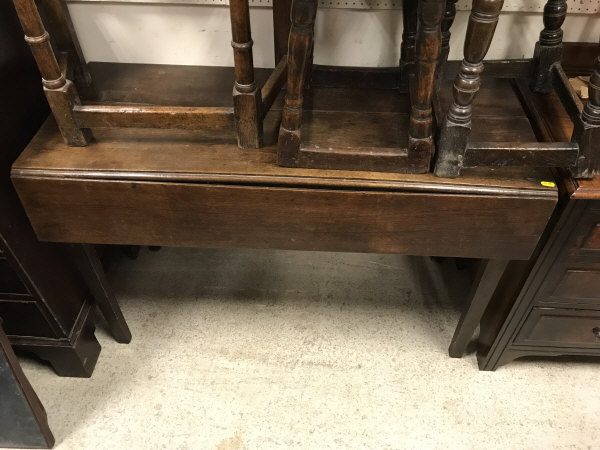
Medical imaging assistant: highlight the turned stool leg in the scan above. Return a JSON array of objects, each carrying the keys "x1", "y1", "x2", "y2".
[
  {"x1": 273, "y1": 0, "x2": 293, "y2": 65},
  {"x1": 277, "y1": 0, "x2": 318, "y2": 167},
  {"x1": 400, "y1": 0, "x2": 419, "y2": 87},
  {"x1": 230, "y1": 0, "x2": 262, "y2": 149},
  {"x1": 531, "y1": 0, "x2": 567, "y2": 93},
  {"x1": 434, "y1": 0, "x2": 504, "y2": 178},
  {"x1": 12, "y1": 0, "x2": 89, "y2": 146},
  {"x1": 408, "y1": 0, "x2": 445, "y2": 163},
  {"x1": 572, "y1": 54, "x2": 600, "y2": 178},
  {"x1": 437, "y1": 0, "x2": 458, "y2": 84},
  {"x1": 41, "y1": 0, "x2": 92, "y2": 86}
]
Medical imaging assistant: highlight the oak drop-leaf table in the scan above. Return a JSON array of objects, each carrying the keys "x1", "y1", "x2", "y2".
[{"x1": 11, "y1": 112, "x2": 557, "y2": 361}]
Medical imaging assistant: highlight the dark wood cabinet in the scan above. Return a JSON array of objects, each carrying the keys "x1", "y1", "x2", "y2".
[
  {"x1": 0, "y1": 4, "x2": 101, "y2": 377},
  {"x1": 479, "y1": 181, "x2": 600, "y2": 369}
]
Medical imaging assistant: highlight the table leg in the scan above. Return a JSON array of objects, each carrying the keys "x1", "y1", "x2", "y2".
[
  {"x1": 69, "y1": 244, "x2": 132, "y2": 344},
  {"x1": 449, "y1": 258, "x2": 508, "y2": 358}
]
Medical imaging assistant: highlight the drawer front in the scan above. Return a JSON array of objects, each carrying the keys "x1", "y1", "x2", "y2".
[
  {"x1": 0, "y1": 257, "x2": 29, "y2": 296},
  {"x1": 538, "y1": 268, "x2": 600, "y2": 308},
  {"x1": 516, "y1": 308, "x2": 600, "y2": 348},
  {"x1": 581, "y1": 223, "x2": 600, "y2": 251},
  {"x1": 562, "y1": 204, "x2": 600, "y2": 259},
  {"x1": 0, "y1": 300, "x2": 58, "y2": 338}
]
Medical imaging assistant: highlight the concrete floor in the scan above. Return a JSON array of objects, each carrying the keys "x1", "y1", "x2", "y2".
[{"x1": 19, "y1": 248, "x2": 600, "y2": 449}]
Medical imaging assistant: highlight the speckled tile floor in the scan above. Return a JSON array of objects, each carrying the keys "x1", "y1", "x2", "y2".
[{"x1": 17, "y1": 248, "x2": 600, "y2": 449}]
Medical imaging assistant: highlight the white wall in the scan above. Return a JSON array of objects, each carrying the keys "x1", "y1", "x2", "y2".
[{"x1": 67, "y1": 3, "x2": 600, "y2": 68}]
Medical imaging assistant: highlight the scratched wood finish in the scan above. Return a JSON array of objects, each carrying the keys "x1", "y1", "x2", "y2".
[
  {"x1": 73, "y1": 105, "x2": 234, "y2": 130},
  {"x1": 531, "y1": 0, "x2": 567, "y2": 93},
  {"x1": 435, "y1": 0, "x2": 505, "y2": 178}
]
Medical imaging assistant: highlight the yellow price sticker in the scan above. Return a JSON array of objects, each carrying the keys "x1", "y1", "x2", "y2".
[{"x1": 541, "y1": 181, "x2": 556, "y2": 188}]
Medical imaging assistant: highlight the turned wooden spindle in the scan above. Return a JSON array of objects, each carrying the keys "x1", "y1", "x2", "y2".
[
  {"x1": 400, "y1": 0, "x2": 419, "y2": 86},
  {"x1": 572, "y1": 55, "x2": 600, "y2": 178},
  {"x1": 278, "y1": 0, "x2": 318, "y2": 166},
  {"x1": 12, "y1": 0, "x2": 89, "y2": 146},
  {"x1": 531, "y1": 0, "x2": 567, "y2": 93},
  {"x1": 408, "y1": 0, "x2": 445, "y2": 162},
  {"x1": 434, "y1": 0, "x2": 504, "y2": 178},
  {"x1": 230, "y1": 0, "x2": 262, "y2": 148},
  {"x1": 273, "y1": 0, "x2": 292, "y2": 64},
  {"x1": 438, "y1": 0, "x2": 458, "y2": 82},
  {"x1": 41, "y1": 0, "x2": 91, "y2": 86}
]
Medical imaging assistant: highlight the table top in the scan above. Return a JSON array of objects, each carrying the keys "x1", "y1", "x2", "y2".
[
  {"x1": 13, "y1": 117, "x2": 557, "y2": 199},
  {"x1": 12, "y1": 117, "x2": 559, "y2": 259}
]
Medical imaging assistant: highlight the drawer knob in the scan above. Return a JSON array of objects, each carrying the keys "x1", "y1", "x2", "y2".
[{"x1": 594, "y1": 327, "x2": 600, "y2": 340}]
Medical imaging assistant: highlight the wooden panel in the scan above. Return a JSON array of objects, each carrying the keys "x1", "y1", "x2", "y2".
[
  {"x1": 516, "y1": 308, "x2": 600, "y2": 348},
  {"x1": 0, "y1": 258, "x2": 29, "y2": 295},
  {"x1": 552, "y1": 270, "x2": 600, "y2": 301},
  {"x1": 463, "y1": 142, "x2": 579, "y2": 168},
  {"x1": 0, "y1": 301, "x2": 58, "y2": 338},
  {"x1": 12, "y1": 176, "x2": 555, "y2": 260},
  {"x1": 582, "y1": 224, "x2": 600, "y2": 250},
  {"x1": 302, "y1": 111, "x2": 408, "y2": 149}
]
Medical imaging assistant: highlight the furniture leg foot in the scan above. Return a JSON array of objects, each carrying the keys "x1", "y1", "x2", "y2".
[
  {"x1": 69, "y1": 244, "x2": 132, "y2": 344},
  {"x1": 449, "y1": 259, "x2": 509, "y2": 358},
  {"x1": 13, "y1": 300, "x2": 101, "y2": 377}
]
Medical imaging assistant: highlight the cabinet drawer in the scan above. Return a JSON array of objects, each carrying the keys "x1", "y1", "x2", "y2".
[
  {"x1": 0, "y1": 257, "x2": 29, "y2": 295},
  {"x1": 0, "y1": 300, "x2": 58, "y2": 338},
  {"x1": 544, "y1": 269, "x2": 600, "y2": 306},
  {"x1": 582, "y1": 224, "x2": 600, "y2": 251},
  {"x1": 516, "y1": 308, "x2": 600, "y2": 348},
  {"x1": 566, "y1": 206, "x2": 600, "y2": 257}
]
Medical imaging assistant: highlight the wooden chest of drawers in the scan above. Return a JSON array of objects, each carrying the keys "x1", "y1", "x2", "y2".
[
  {"x1": 478, "y1": 177, "x2": 600, "y2": 369},
  {"x1": 0, "y1": 5, "x2": 101, "y2": 377}
]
